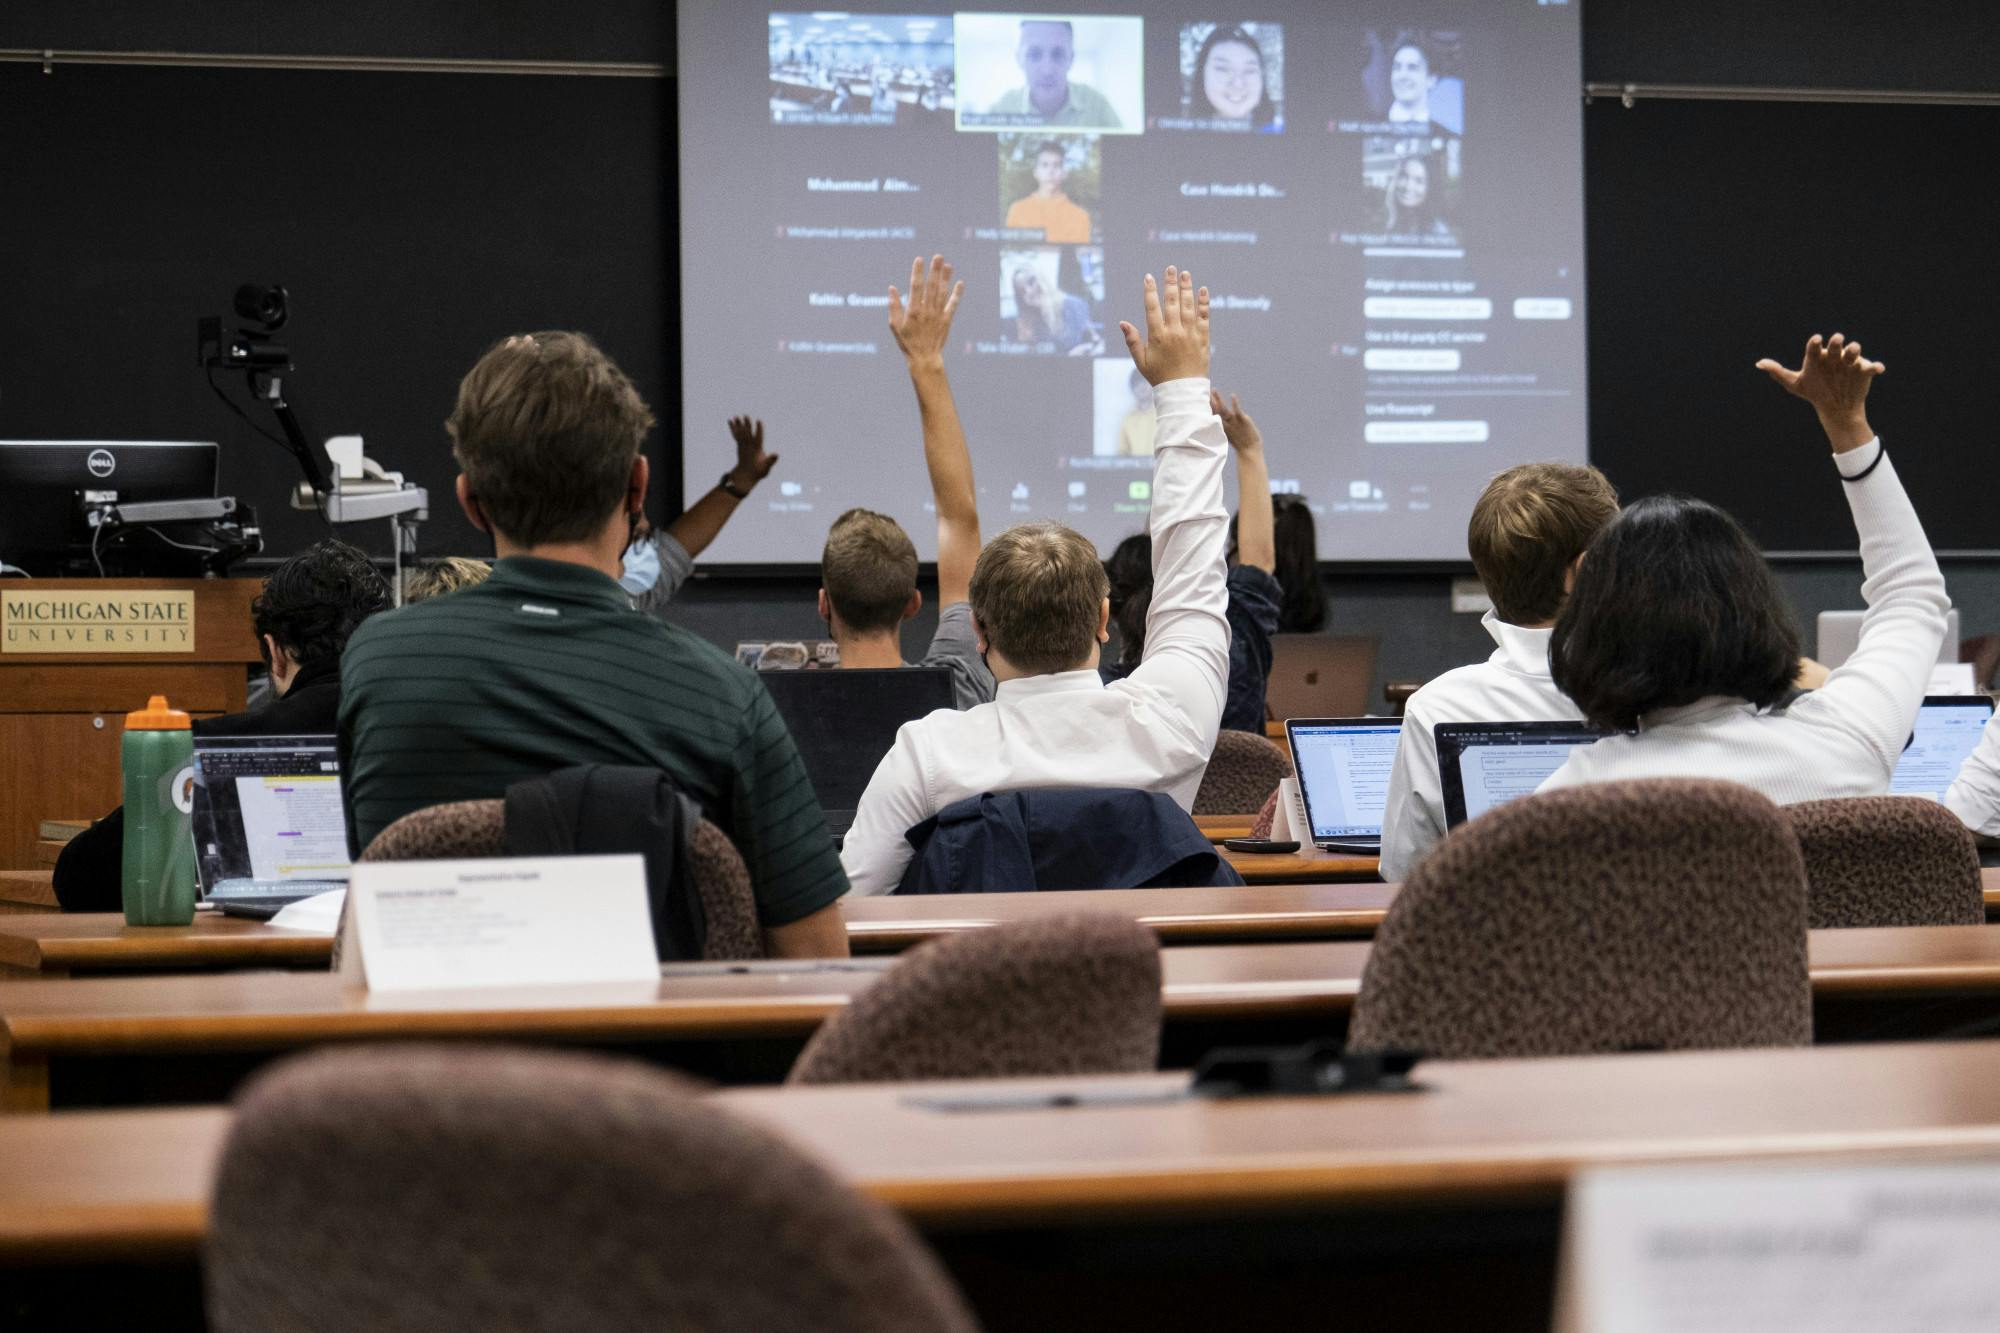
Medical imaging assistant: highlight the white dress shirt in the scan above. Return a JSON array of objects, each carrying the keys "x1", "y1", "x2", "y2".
[
  {"x1": 839, "y1": 377, "x2": 1230, "y2": 896},
  {"x1": 1378, "y1": 611, "x2": 1580, "y2": 883},
  {"x1": 1539, "y1": 439, "x2": 1949, "y2": 804},
  {"x1": 1944, "y1": 713, "x2": 2000, "y2": 835}
]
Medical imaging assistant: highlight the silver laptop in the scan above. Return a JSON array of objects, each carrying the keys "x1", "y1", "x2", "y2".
[
  {"x1": 1283, "y1": 717, "x2": 1402, "y2": 852},
  {"x1": 1891, "y1": 696, "x2": 1996, "y2": 800},
  {"x1": 190, "y1": 734, "x2": 350, "y2": 918},
  {"x1": 1816, "y1": 608, "x2": 1959, "y2": 669}
]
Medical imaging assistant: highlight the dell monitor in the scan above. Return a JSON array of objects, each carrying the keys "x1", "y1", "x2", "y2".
[{"x1": 0, "y1": 440, "x2": 220, "y2": 575}]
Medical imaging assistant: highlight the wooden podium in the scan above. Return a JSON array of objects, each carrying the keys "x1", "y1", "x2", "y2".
[{"x1": 0, "y1": 579, "x2": 264, "y2": 870}]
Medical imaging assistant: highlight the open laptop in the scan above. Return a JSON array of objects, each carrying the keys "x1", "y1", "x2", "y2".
[
  {"x1": 1282, "y1": 717, "x2": 1403, "y2": 852},
  {"x1": 1436, "y1": 721, "x2": 1610, "y2": 829},
  {"x1": 1265, "y1": 636, "x2": 1380, "y2": 722},
  {"x1": 1817, "y1": 607, "x2": 1959, "y2": 670},
  {"x1": 1890, "y1": 695, "x2": 1996, "y2": 800},
  {"x1": 760, "y1": 667, "x2": 956, "y2": 841},
  {"x1": 190, "y1": 734, "x2": 351, "y2": 919}
]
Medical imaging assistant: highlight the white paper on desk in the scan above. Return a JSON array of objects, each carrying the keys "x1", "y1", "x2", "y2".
[
  {"x1": 268, "y1": 888, "x2": 346, "y2": 935},
  {"x1": 1930, "y1": 662, "x2": 1978, "y2": 694},
  {"x1": 335, "y1": 855, "x2": 657, "y2": 993},
  {"x1": 1556, "y1": 1159, "x2": 2000, "y2": 1332}
]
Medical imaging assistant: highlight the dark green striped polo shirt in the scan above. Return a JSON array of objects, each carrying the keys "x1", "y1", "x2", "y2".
[{"x1": 338, "y1": 556, "x2": 847, "y2": 925}]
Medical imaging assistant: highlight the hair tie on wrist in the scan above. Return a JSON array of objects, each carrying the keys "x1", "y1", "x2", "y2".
[{"x1": 1840, "y1": 445, "x2": 1885, "y2": 483}]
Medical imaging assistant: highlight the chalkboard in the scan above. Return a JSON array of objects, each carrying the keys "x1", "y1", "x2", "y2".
[
  {"x1": 1, "y1": 61, "x2": 672, "y2": 559},
  {"x1": 1583, "y1": 96, "x2": 2000, "y2": 553}
]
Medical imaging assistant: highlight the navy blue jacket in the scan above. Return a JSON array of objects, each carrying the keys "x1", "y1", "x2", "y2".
[{"x1": 895, "y1": 788, "x2": 1246, "y2": 895}]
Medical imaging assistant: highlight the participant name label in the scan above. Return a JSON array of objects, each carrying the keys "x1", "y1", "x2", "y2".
[
  {"x1": 337, "y1": 855, "x2": 659, "y2": 992},
  {"x1": 2, "y1": 590, "x2": 195, "y2": 653}
]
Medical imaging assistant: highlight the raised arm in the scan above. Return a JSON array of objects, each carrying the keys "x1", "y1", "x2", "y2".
[
  {"x1": 1756, "y1": 333, "x2": 1949, "y2": 773},
  {"x1": 664, "y1": 416, "x2": 780, "y2": 559},
  {"x1": 889, "y1": 255, "x2": 979, "y2": 607},
  {"x1": 1214, "y1": 389, "x2": 1275, "y2": 573},
  {"x1": 1118, "y1": 267, "x2": 1230, "y2": 736}
]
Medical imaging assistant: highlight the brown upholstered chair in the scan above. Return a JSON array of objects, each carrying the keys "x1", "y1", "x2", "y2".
[
  {"x1": 360, "y1": 799, "x2": 762, "y2": 960},
  {"x1": 1193, "y1": 728, "x2": 1292, "y2": 816},
  {"x1": 788, "y1": 912, "x2": 1161, "y2": 1085},
  {"x1": 1348, "y1": 778, "x2": 1812, "y2": 1059},
  {"x1": 207, "y1": 1045, "x2": 977, "y2": 1333},
  {"x1": 1786, "y1": 796, "x2": 1982, "y2": 929}
]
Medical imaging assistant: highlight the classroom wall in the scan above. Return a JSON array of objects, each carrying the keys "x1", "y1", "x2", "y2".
[{"x1": 6, "y1": 1, "x2": 1997, "y2": 705}]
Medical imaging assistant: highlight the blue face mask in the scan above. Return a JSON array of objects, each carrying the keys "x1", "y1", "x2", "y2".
[{"x1": 619, "y1": 536, "x2": 662, "y2": 595}]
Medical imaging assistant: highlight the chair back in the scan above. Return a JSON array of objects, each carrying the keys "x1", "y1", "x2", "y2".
[
  {"x1": 1349, "y1": 778, "x2": 1811, "y2": 1059},
  {"x1": 207, "y1": 1045, "x2": 976, "y2": 1333},
  {"x1": 1193, "y1": 728, "x2": 1292, "y2": 816},
  {"x1": 1264, "y1": 634, "x2": 1379, "y2": 719},
  {"x1": 1786, "y1": 796, "x2": 1982, "y2": 929},
  {"x1": 687, "y1": 818, "x2": 765, "y2": 958},
  {"x1": 789, "y1": 912, "x2": 1161, "y2": 1084},
  {"x1": 358, "y1": 799, "x2": 505, "y2": 861},
  {"x1": 360, "y1": 801, "x2": 761, "y2": 960}
]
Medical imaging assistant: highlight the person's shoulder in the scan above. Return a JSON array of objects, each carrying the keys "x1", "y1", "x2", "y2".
[
  {"x1": 1404, "y1": 659, "x2": 1519, "y2": 721},
  {"x1": 988, "y1": 86, "x2": 1028, "y2": 113},
  {"x1": 1070, "y1": 82, "x2": 1120, "y2": 119}
]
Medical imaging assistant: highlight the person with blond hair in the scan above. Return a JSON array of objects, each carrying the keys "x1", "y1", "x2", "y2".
[
  {"x1": 1377, "y1": 461, "x2": 1620, "y2": 882},
  {"x1": 840, "y1": 266, "x2": 1229, "y2": 895}
]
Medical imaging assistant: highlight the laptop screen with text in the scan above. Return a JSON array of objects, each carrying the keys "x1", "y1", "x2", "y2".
[
  {"x1": 1286, "y1": 719, "x2": 1402, "y2": 842},
  {"x1": 190, "y1": 735, "x2": 349, "y2": 898},
  {"x1": 1891, "y1": 696, "x2": 1995, "y2": 800},
  {"x1": 1436, "y1": 721, "x2": 1608, "y2": 829}
]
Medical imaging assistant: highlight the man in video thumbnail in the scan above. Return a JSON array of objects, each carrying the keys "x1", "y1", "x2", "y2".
[
  {"x1": 1005, "y1": 140, "x2": 1093, "y2": 243},
  {"x1": 988, "y1": 19, "x2": 1123, "y2": 128}
]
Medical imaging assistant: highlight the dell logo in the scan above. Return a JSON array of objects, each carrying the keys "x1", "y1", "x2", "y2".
[{"x1": 86, "y1": 448, "x2": 116, "y2": 479}]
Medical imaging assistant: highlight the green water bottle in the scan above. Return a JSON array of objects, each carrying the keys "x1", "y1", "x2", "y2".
[{"x1": 121, "y1": 694, "x2": 198, "y2": 926}]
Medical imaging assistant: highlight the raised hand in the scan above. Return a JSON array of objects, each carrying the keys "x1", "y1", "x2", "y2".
[
  {"x1": 1755, "y1": 333, "x2": 1883, "y2": 451},
  {"x1": 888, "y1": 254, "x2": 964, "y2": 367},
  {"x1": 1210, "y1": 389, "x2": 1262, "y2": 455},
  {"x1": 1119, "y1": 266, "x2": 1210, "y2": 386},
  {"x1": 726, "y1": 415, "x2": 779, "y2": 489}
]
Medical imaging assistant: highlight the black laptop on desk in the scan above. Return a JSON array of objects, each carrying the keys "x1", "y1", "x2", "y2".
[
  {"x1": 760, "y1": 667, "x2": 957, "y2": 841},
  {"x1": 1436, "y1": 721, "x2": 1609, "y2": 830},
  {"x1": 190, "y1": 734, "x2": 351, "y2": 919}
]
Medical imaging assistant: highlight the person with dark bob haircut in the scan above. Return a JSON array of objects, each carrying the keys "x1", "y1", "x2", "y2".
[
  {"x1": 52, "y1": 540, "x2": 392, "y2": 912},
  {"x1": 1541, "y1": 332, "x2": 1949, "y2": 805}
]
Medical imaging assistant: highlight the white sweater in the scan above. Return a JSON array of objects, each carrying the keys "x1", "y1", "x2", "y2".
[
  {"x1": 1945, "y1": 713, "x2": 2000, "y2": 835},
  {"x1": 1539, "y1": 439, "x2": 1949, "y2": 804},
  {"x1": 1378, "y1": 612, "x2": 1580, "y2": 883},
  {"x1": 838, "y1": 378, "x2": 1231, "y2": 896}
]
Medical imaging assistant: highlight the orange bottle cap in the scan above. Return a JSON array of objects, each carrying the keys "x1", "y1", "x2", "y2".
[{"x1": 125, "y1": 694, "x2": 191, "y2": 730}]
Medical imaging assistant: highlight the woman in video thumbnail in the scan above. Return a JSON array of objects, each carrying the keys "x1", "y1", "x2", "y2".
[
  {"x1": 1379, "y1": 156, "x2": 1451, "y2": 237},
  {"x1": 1194, "y1": 25, "x2": 1277, "y2": 130},
  {"x1": 1008, "y1": 264, "x2": 1098, "y2": 355},
  {"x1": 1387, "y1": 37, "x2": 1439, "y2": 126}
]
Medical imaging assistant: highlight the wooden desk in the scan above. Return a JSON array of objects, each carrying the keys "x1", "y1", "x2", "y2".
[
  {"x1": 1220, "y1": 844, "x2": 1380, "y2": 883},
  {"x1": 841, "y1": 883, "x2": 1398, "y2": 953},
  {"x1": 9, "y1": 926, "x2": 2000, "y2": 1111},
  {"x1": 0, "y1": 913, "x2": 331, "y2": 979},
  {"x1": 1193, "y1": 815, "x2": 1253, "y2": 843},
  {"x1": 15, "y1": 1039, "x2": 2000, "y2": 1259},
  {"x1": 13, "y1": 867, "x2": 2000, "y2": 976}
]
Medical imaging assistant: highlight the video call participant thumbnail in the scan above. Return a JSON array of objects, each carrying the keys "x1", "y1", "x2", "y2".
[
  {"x1": 1378, "y1": 153, "x2": 1452, "y2": 238},
  {"x1": 1361, "y1": 29, "x2": 1464, "y2": 136},
  {"x1": 1002, "y1": 137, "x2": 1097, "y2": 243},
  {"x1": 1180, "y1": 23, "x2": 1282, "y2": 132},
  {"x1": 957, "y1": 15, "x2": 1142, "y2": 132},
  {"x1": 1001, "y1": 247, "x2": 1105, "y2": 356}
]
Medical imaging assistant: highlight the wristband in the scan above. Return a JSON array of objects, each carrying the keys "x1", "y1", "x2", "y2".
[
  {"x1": 719, "y1": 472, "x2": 751, "y2": 500},
  {"x1": 1838, "y1": 444, "x2": 1885, "y2": 484}
]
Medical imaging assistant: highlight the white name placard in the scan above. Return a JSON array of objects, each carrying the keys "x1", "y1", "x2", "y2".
[
  {"x1": 1557, "y1": 1159, "x2": 2000, "y2": 1332},
  {"x1": 336, "y1": 855, "x2": 658, "y2": 992}
]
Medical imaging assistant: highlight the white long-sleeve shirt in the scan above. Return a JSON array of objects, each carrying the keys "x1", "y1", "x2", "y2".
[
  {"x1": 1378, "y1": 612, "x2": 1580, "y2": 882},
  {"x1": 838, "y1": 377, "x2": 1231, "y2": 896},
  {"x1": 1539, "y1": 439, "x2": 1949, "y2": 803},
  {"x1": 1945, "y1": 714, "x2": 2000, "y2": 835}
]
